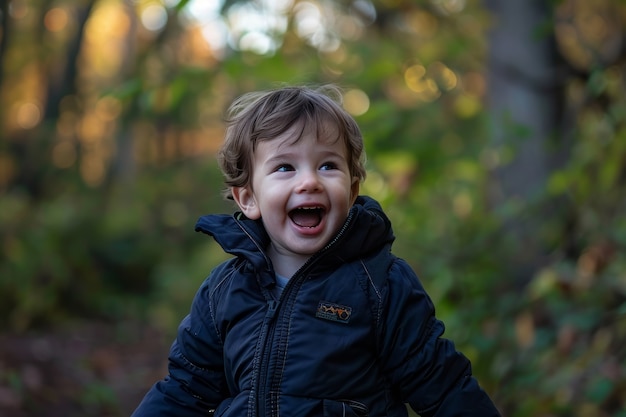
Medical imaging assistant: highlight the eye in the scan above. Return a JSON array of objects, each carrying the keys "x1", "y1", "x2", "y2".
[
  {"x1": 275, "y1": 164, "x2": 294, "y2": 172},
  {"x1": 320, "y1": 162, "x2": 338, "y2": 171}
]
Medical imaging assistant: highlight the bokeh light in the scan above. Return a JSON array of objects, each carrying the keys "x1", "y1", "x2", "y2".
[
  {"x1": 15, "y1": 102, "x2": 42, "y2": 129},
  {"x1": 343, "y1": 89, "x2": 370, "y2": 116},
  {"x1": 44, "y1": 7, "x2": 69, "y2": 32},
  {"x1": 140, "y1": 4, "x2": 168, "y2": 32}
]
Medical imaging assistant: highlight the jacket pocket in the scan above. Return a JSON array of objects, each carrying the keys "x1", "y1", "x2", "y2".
[{"x1": 323, "y1": 399, "x2": 369, "y2": 417}]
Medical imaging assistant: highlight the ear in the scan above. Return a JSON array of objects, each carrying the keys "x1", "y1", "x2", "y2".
[
  {"x1": 349, "y1": 177, "x2": 360, "y2": 205},
  {"x1": 232, "y1": 186, "x2": 261, "y2": 219}
]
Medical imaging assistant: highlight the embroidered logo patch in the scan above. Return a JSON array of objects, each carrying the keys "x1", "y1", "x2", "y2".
[{"x1": 315, "y1": 301, "x2": 352, "y2": 323}]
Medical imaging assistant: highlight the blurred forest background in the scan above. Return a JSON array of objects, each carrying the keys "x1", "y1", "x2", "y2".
[{"x1": 1, "y1": 0, "x2": 625, "y2": 416}]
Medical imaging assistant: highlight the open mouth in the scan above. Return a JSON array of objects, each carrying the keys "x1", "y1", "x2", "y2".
[{"x1": 289, "y1": 207, "x2": 324, "y2": 228}]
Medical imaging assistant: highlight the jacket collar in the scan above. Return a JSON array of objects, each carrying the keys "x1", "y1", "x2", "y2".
[{"x1": 194, "y1": 195, "x2": 395, "y2": 273}]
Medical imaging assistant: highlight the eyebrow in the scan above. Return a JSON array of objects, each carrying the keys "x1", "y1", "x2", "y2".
[{"x1": 262, "y1": 149, "x2": 345, "y2": 166}]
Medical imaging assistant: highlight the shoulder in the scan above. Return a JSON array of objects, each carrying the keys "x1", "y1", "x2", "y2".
[
  {"x1": 359, "y1": 252, "x2": 435, "y2": 322},
  {"x1": 357, "y1": 249, "x2": 426, "y2": 297},
  {"x1": 182, "y1": 257, "x2": 247, "y2": 342},
  {"x1": 190, "y1": 257, "x2": 245, "y2": 314},
  {"x1": 347, "y1": 248, "x2": 432, "y2": 323},
  {"x1": 195, "y1": 257, "x2": 244, "y2": 297}
]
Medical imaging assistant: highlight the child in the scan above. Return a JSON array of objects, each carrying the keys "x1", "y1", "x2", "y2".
[{"x1": 132, "y1": 85, "x2": 501, "y2": 416}]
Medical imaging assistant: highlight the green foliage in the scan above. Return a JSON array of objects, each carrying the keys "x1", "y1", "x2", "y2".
[
  {"x1": 1, "y1": 0, "x2": 625, "y2": 415},
  {"x1": 0, "y1": 163, "x2": 230, "y2": 331}
]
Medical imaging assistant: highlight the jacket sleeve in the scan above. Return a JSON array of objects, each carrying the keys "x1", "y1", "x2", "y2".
[
  {"x1": 379, "y1": 259, "x2": 501, "y2": 417},
  {"x1": 131, "y1": 269, "x2": 229, "y2": 417}
]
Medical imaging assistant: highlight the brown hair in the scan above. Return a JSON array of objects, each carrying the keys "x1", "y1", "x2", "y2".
[{"x1": 217, "y1": 85, "x2": 367, "y2": 199}]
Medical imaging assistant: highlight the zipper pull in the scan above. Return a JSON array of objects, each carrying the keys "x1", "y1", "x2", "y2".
[{"x1": 265, "y1": 300, "x2": 278, "y2": 320}]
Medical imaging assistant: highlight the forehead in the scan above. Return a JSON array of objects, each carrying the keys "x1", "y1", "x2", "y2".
[
  {"x1": 272, "y1": 118, "x2": 342, "y2": 147},
  {"x1": 255, "y1": 120, "x2": 347, "y2": 156}
]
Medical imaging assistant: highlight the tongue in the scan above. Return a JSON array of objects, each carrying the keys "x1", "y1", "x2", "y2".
[{"x1": 291, "y1": 210, "x2": 321, "y2": 228}]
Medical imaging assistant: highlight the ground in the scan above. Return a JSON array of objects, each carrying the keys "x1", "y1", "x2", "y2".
[{"x1": 0, "y1": 320, "x2": 170, "y2": 417}]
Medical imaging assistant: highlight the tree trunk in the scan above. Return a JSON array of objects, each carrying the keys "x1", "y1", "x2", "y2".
[{"x1": 484, "y1": 0, "x2": 570, "y2": 283}]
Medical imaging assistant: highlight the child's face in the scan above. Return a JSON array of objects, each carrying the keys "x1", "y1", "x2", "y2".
[{"x1": 233, "y1": 122, "x2": 360, "y2": 266}]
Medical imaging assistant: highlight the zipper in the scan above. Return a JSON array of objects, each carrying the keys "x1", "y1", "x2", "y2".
[
  {"x1": 245, "y1": 210, "x2": 357, "y2": 417},
  {"x1": 254, "y1": 299, "x2": 279, "y2": 417},
  {"x1": 265, "y1": 300, "x2": 278, "y2": 319}
]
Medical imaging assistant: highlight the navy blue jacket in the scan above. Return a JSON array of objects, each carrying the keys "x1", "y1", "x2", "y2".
[{"x1": 132, "y1": 196, "x2": 500, "y2": 416}]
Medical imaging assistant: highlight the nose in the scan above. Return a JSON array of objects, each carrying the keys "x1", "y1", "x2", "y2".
[{"x1": 296, "y1": 169, "x2": 322, "y2": 193}]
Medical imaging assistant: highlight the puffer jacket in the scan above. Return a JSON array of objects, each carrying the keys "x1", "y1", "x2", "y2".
[{"x1": 132, "y1": 196, "x2": 500, "y2": 417}]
